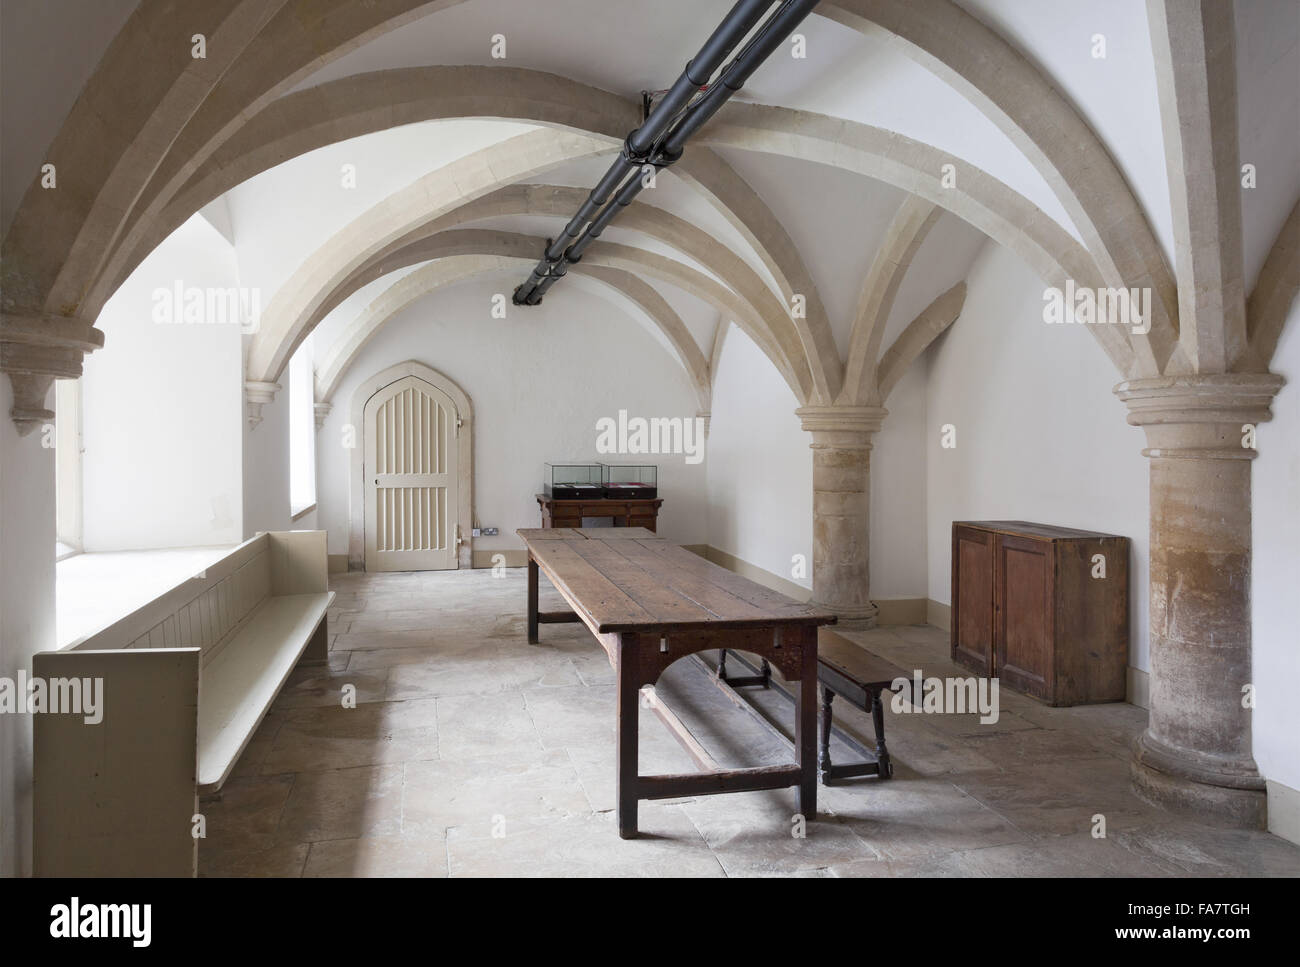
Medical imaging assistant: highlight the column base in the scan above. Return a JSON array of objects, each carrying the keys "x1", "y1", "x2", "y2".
[
  {"x1": 811, "y1": 599, "x2": 879, "y2": 626},
  {"x1": 1131, "y1": 731, "x2": 1266, "y2": 829}
]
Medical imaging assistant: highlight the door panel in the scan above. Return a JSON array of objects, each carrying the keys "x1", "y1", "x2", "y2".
[
  {"x1": 952, "y1": 525, "x2": 994, "y2": 675},
  {"x1": 364, "y1": 376, "x2": 458, "y2": 571},
  {"x1": 995, "y1": 535, "x2": 1053, "y2": 699}
]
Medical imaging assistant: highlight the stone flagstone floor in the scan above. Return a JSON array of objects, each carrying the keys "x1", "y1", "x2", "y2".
[{"x1": 198, "y1": 567, "x2": 1300, "y2": 877}]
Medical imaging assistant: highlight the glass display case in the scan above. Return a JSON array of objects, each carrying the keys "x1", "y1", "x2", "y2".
[
  {"x1": 544, "y1": 462, "x2": 605, "y2": 500},
  {"x1": 599, "y1": 462, "x2": 658, "y2": 499}
]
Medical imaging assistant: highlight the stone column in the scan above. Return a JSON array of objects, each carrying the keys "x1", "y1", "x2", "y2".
[
  {"x1": 1116, "y1": 373, "x2": 1284, "y2": 828},
  {"x1": 795, "y1": 405, "x2": 887, "y2": 623}
]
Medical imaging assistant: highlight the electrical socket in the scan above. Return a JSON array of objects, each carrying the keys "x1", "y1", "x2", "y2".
[{"x1": 480, "y1": 527, "x2": 499, "y2": 536}]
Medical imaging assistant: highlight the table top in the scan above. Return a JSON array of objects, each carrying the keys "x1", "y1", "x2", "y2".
[
  {"x1": 518, "y1": 527, "x2": 662, "y2": 541},
  {"x1": 518, "y1": 529, "x2": 837, "y2": 634}
]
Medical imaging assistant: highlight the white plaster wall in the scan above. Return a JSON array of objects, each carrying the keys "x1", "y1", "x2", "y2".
[
  {"x1": 1235, "y1": 0, "x2": 1300, "y2": 289},
  {"x1": 81, "y1": 214, "x2": 244, "y2": 551},
  {"x1": 316, "y1": 278, "x2": 708, "y2": 559},
  {"x1": 223, "y1": 119, "x2": 535, "y2": 305},
  {"x1": 1252, "y1": 296, "x2": 1300, "y2": 795},
  {"x1": 289, "y1": 339, "x2": 318, "y2": 515},
  {"x1": 956, "y1": 0, "x2": 1172, "y2": 268},
  {"x1": 925, "y1": 241, "x2": 1151, "y2": 670},
  {"x1": 706, "y1": 331, "x2": 932, "y2": 602},
  {"x1": 709, "y1": 149, "x2": 905, "y2": 354},
  {"x1": 870, "y1": 362, "x2": 929, "y2": 600},
  {"x1": 706, "y1": 325, "x2": 813, "y2": 590},
  {"x1": 0, "y1": 379, "x2": 57, "y2": 877},
  {"x1": 244, "y1": 390, "x2": 293, "y2": 538}
]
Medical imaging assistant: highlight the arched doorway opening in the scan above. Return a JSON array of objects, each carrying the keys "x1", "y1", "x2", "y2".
[{"x1": 348, "y1": 361, "x2": 473, "y2": 571}]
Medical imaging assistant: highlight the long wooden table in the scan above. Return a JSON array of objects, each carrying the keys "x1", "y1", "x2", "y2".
[{"x1": 519, "y1": 527, "x2": 837, "y2": 838}]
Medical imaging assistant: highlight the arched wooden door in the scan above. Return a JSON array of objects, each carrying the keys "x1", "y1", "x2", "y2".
[{"x1": 363, "y1": 375, "x2": 459, "y2": 571}]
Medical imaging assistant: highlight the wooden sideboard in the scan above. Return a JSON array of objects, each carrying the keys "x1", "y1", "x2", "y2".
[
  {"x1": 536, "y1": 493, "x2": 663, "y2": 531},
  {"x1": 951, "y1": 521, "x2": 1129, "y2": 706}
]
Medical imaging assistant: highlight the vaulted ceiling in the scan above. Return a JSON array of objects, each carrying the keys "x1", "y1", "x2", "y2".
[{"x1": 2, "y1": 0, "x2": 1297, "y2": 416}]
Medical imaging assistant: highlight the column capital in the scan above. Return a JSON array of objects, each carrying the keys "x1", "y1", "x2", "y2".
[
  {"x1": 244, "y1": 380, "x2": 280, "y2": 429},
  {"x1": 1, "y1": 313, "x2": 104, "y2": 435},
  {"x1": 1114, "y1": 372, "x2": 1285, "y2": 460},
  {"x1": 795, "y1": 404, "x2": 888, "y2": 449},
  {"x1": 313, "y1": 402, "x2": 333, "y2": 431}
]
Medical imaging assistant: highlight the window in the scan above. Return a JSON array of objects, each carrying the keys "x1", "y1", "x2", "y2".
[
  {"x1": 288, "y1": 342, "x2": 317, "y2": 517},
  {"x1": 54, "y1": 378, "x2": 83, "y2": 558}
]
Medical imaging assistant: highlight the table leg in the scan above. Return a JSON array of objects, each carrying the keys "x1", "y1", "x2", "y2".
[
  {"x1": 616, "y1": 634, "x2": 641, "y2": 839},
  {"x1": 792, "y1": 624, "x2": 818, "y2": 820},
  {"x1": 527, "y1": 554, "x2": 539, "y2": 644},
  {"x1": 871, "y1": 687, "x2": 893, "y2": 779},
  {"x1": 819, "y1": 685, "x2": 835, "y2": 779}
]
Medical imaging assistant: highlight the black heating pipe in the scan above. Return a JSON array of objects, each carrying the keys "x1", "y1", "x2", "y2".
[{"x1": 513, "y1": 0, "x2": 820, "y2": 305}]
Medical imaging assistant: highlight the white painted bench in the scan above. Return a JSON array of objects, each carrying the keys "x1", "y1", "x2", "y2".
[{"x1": 32, "y1": 530, "x2": 334, "y2": 877}]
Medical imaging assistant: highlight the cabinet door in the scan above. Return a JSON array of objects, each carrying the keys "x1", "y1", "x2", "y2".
[
  {"x1": 952, "y1": 525, "x2": 995, "y2": 675},
  {"x1": 995, "y1": 534, "x2": 1054, "y2": 701}
]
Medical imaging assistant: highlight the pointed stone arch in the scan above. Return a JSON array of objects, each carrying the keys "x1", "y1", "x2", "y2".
[
  {"x1": 1247, "y1": 198, "x2": 1300, "y2": 368},
  {"x1": 287, "y1": 226, "x2": 803, "y2": 403},
  {"x1": 823, "y1": 0, "x2": 1180, "y2": 372},
  {"x1": 314, "y1": 254, "x2": 712, "y2": 411},
  {"x1": 841, "y1": 196, "x2": 941, "y2": 405}
]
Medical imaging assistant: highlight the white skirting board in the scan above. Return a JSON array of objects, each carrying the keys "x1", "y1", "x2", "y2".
[{"x1": 1267, "y1": 780, "x2": 1300, "y2": 847}]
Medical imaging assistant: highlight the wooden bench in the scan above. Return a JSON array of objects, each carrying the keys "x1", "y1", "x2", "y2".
[
  {"x1": 816, "y1": 629, "x2": 908, "y2": 781},
  {"x1": 32, "y1": 530, "x2": 334, "y2": 876},
  {"x1": 717, "y1": 628, "x2": 909, "y2": 783}
]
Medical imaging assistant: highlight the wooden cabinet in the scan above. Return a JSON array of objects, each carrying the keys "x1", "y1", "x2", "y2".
[
  {"x1": 536, "y1": 494, "x2": 663, "y2": 531},
  {"x1": 951, "y1": 521, "x2": 1129, "y2": 706}
]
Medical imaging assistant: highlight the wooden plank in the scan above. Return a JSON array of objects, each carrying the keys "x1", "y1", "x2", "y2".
[
  {"x1": 818, "y1": 628, "x2": 908, "y2": 687},
  {"x1": 537, "y1": 610, "x2": 581, "y2": 624},
  {"x1": 524, "y1": 533, "x2": 833, "y2": 633},
  {"x1": 690, "y1": 654, "x2": 796, "y2": 755},
  {"x1": 526, "y1": 539, "x2": 658, "y2": 632},
  {"x1": 527, "y1": 555, "x2": 539, "y2": 643},
  {"x1": 620, "y1": 539, "x2": 834, "y2": 624},
  {"x1": 792, "y1": 622, "x2": 819, "y2": 818},
  {"x1": 635, "y1": 540, "x2": 822, "y2": 614},
  {"x1": 575, "y1": 527, "x2": 662, "y2": 540},
  {"x1": 516, "y1": 527, "x2": 583, "y2": 541},
  {"x1": 566, "y1": 537, "x2": 714, "y2": 625},
  {"x1": 958, "y1": 520, "x2": 1120, "y2": 541},
  {"x1": 642, "y1": 685, "x2": 718, "y2": 772},
  {"x1": 197, "y1": 592, "x2": 334, "y2": 792},
  {"x1": 638, "y1": 764, "x2": 802, "y2": 800},
  {"x1": 268, "y1": 530, "x2": 329, "y2": 594},
  {"x1": 602, "y1": 539, "x2": 773, "y2": 623},
  {"x1": 34, "y1": 647, "x2": 200, "y2": 877},
  {"x1": 617, "y1": 633, "x2": 643, "y2": 838}
]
